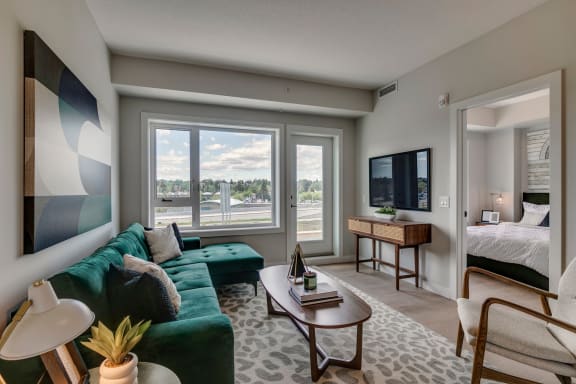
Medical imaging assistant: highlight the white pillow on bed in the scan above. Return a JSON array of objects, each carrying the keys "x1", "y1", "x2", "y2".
[{"x1": 519, "y1": 201, "x2": 549, "y2": 226}]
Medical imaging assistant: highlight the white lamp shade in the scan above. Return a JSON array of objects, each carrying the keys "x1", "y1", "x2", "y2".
[{"x1": 0, "y1": 282, "x2": 94, "y2": 360}]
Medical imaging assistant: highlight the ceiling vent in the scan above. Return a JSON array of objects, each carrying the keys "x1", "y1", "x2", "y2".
[{"x1": 377, "y1": 81, "x2": 398, "y2": 99}]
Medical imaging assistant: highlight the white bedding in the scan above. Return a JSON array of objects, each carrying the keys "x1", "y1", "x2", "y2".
[{"x1": 467, "y1": 222, "x2": 549, "y2": 277}]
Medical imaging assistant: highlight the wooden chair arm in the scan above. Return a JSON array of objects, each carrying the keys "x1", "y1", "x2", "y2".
[
  {"x1": 462, "y1": 266, "x2": 557, "y2": 315},
  {"x1": 478, "y1": 297, "x2": 576, "y2": 337}
]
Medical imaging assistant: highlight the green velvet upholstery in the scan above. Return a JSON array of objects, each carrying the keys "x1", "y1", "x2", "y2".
[
  {"x1": 0, "y1": 223, "x2": 263, "y2": 384},
  {"x1": 164, "y1": 263, "x2": 214, "y2": 291},
  {"x1": 161, "y1": 243, "x2": 264, "y2": 287},
  {"x1": 183, "y1": 236, "x2": 201, "y2": 250},
  {"x1": 177, "y1": 287, "x2": 222, "y2": 320}
]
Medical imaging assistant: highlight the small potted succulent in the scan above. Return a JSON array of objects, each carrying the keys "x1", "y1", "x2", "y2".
[
  {"x1": 81, "y1": 316, "x2": 151, "y2": 384},
  {"x1": 374, "y1": 206, "x2": 396, "y2": 220}
]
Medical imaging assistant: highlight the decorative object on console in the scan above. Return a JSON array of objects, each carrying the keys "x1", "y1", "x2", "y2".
[
  {"x1": 374, "y1": 206, "x2": 396, "y2": 220},
  {"x1": 287, "y1": 243, "x2": 308, "y2": 284},
  {"x1": 81, "y1": 316, "x2": 151, "y2": 384},
  {"x1": 0, "y1": 280, "x2": 94, "y2": 384},
  {"x1": 23, "y1": 31, "x2": 112, "y2": 254}
]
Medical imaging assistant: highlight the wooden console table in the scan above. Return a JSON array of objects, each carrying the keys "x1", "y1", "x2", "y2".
[{"x1": 348, "y1": 216, "x2": 431, "y2": 290}]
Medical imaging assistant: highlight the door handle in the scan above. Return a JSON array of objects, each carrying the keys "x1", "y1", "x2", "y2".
[{"x1": 291, "y1": 204, "x2": 297, "y2": 208}]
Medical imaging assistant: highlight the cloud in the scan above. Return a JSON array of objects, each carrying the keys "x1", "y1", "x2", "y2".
[
  {"x1": 157, "y1": 150, "x2": 190, "y2": 180},
  {"x1": 205, "y1": 143, "x2": 226, "y2": 151},
  {"x1": 157, "y1": 130, "x2": 171, "y2": 137},
  {"x1": 296, "y1": 145, "x2": 323, "y2": 180},
  {"x1": 201, "y1": 138, "x2": 271, "y2": 179}
]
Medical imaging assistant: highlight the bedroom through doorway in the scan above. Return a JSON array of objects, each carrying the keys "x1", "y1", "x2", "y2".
[
  {"x1": 465, "y1": 89, "x2": 551, "y2": 303},
  {"x1": 450, "y1": 71, "x2": 563, "y2": 299}
]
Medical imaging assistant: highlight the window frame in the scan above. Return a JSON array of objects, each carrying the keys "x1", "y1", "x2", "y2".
[{"x1": 142, "y1": 113, "x2": 283, "y2": 236}]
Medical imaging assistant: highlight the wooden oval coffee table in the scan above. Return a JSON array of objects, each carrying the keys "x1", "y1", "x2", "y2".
[{"x1": 260, "y1": 265, "x2": 372, "y2": 381}]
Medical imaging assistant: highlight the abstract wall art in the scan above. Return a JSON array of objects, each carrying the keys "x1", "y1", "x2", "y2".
[{"x1": 24, "y1": 31, "x2": 111, "y2": 254}]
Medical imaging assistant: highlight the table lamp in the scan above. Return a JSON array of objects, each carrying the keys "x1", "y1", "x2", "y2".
[{"x1": 0, "y1": 280, "x2": 95, "y2": 383}]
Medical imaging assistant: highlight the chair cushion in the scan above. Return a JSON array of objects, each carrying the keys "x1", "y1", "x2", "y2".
[
  {"x1": 160, "y1": 243, "x2": 264, "y2": 275},
  {"x1": 457, "y1": 298, "x2": 576, "y2": 364},
  {"x1": 124, "y1": 254, "x2": 182, "y2": 312},
  {"x1": 549, "y1": 257, "x2": 576, "y2": 357},
  {"x1": 486, "y1": 343, "x2": 576, "y2": 377},
  {"x1": 107, "y1": 264, "x2": 177, "y2": 327}
]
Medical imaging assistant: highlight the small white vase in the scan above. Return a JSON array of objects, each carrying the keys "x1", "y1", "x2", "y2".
[
  {"x1": 99, "y1": 353, "x2": 138, "y2": 384},
  {"x1": 374, "y1": 212, "x2": 395, "y2": 220}
]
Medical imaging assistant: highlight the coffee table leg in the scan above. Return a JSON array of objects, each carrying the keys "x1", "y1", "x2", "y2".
[
  {"x1": 307, "y1": 323, "x2": 364, "y2": 382},
  {"x1": 266, "y1": 291, "x2": 287, "y2": 316}
]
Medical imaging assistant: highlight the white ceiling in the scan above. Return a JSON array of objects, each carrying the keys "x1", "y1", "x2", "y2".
[{"x1": 86, "y1": 0, "x2": 548, "y2": 89}]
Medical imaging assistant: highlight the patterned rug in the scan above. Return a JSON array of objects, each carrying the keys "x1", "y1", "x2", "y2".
[{"x1": 217, "y1": 276, "x2": 484, "y2": 384}]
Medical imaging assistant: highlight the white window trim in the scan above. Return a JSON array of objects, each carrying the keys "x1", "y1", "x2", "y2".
[{"x1": 141, "y1": 112, "x2": 284, "y2": 237}]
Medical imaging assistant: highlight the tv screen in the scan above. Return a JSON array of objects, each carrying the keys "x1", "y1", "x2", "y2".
[{"x1": 369, "y1": 148, "x2": 431, "y2": 211}]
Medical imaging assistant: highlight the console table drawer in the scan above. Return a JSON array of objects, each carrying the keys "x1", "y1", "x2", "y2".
[
  {"x1": 373, "y1": 223, "x2": 403, "y2": 242},
  {"x1": 348, "y1": 219, "x2": 371, "y2": 235}
]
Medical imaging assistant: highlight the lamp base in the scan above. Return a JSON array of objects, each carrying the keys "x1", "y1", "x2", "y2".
[{"x1": 41, "y1": 342, "x2": 88, "y2": 384}]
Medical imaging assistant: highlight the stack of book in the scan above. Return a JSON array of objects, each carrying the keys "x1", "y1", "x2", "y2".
[{"x1": 289, "y1": 282, "x2": 343, "y2": 306}]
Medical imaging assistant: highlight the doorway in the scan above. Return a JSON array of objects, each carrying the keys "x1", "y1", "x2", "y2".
[
  {"x1": 450, "y1": 71, "x2": 563, "y2": 297},
  {"x1": 287, "y1": 134, "x2": 334, "y2": 256}
]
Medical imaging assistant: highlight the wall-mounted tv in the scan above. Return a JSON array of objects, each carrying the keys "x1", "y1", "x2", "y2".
[{"x1": 369, "y1": 148, "x2": 431, "y2": 211}]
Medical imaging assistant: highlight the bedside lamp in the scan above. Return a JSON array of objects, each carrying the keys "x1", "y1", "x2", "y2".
[
  {"x1": 490, "y1": 192, "x2": 503, "y2": 211},
  {"x1": 0, "y1": 280, "x2": 94, "y2": 383}
]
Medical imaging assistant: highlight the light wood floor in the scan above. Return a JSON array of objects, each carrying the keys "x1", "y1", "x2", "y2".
[{"x1": 319, "y1": 263, "x2": 565, "y2": 384}]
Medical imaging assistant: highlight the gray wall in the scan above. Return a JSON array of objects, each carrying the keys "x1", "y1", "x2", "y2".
[
  {"x1": 484, "y1": 129, "x2": 516, "y2": 222},
  {"x1": 119, "y1": 97, "x2": 356, "y2": 265},
  {"x1": 356, "y1": 0, "x2": 576, "y2": 297},
  {"x1": 0, "y1": 0, "x2": 119, "y2": 327}
]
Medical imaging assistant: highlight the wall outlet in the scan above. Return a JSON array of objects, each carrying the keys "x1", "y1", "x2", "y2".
[{"x1": 439, "y1": 196, "x2": 450, "y2": 208}]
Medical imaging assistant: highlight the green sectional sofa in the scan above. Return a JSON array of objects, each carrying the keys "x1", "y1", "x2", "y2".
[{"x1": 0, "y1": 223, "x2": 264, "y2": 384}]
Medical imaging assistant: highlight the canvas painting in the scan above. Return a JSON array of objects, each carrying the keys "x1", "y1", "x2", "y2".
[{"x1": 24, "y1": 31, "x2": 111, "y2": 254}]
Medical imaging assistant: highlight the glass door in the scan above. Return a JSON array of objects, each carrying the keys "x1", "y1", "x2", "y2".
[{"x1": 288, "y1": 135, "x2": 333, "y2": 256}]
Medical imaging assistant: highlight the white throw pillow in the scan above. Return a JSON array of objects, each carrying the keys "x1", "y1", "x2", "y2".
[
  {"x1": 519, "y1": 201, "x2": 549, "y2": 226},
  {"x1": 144, "y1": 224, "x2": 182, "y2": 264},
  {"x1": 123, "y1": 254, "x2": 181, "y2": 312}
]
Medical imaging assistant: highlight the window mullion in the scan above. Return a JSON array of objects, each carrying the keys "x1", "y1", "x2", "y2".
[{"x1": 191, "y1": 127, "x2": 200, "y2": 228}]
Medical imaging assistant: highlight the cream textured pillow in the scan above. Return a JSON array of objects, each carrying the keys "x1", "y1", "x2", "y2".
[
  {"x1": 519, "y1": 202, "x2": 550, "y2": 226},
  {"x1": 123, "y1": 254, "x2": 181, "y2": 312},
  {"x1": 144, "y1": 224, "x2": 182, "y2": 264}
]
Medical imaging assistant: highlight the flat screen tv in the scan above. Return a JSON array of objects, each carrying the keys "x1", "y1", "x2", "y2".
[{"x1": 369, "y1": 148, "x2": 431, "y2": 211}]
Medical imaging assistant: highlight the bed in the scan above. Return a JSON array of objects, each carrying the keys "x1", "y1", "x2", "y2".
[{"x1": 466, "y1": 193, "x2": 550, "y2": 290}]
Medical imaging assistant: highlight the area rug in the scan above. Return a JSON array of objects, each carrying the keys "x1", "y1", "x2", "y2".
[{"x1": 218, "y1": 275, "x2": 485, "y2": 384}]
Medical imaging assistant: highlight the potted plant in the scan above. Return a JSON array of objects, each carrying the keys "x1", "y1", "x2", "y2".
[
  {"x1": 81, "y1": 316, "x2": 151, "y2": 384},
  {"x1": 374, "y1": 206, "x2": 396, "y2": 220}
]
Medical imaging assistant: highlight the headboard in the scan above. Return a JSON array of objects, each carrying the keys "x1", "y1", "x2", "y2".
[
  {"x1": 522, "y1": 192, "x2": 549, "y2": 206},
  {"x1": 522, "y1": 192, "x2": 550, "y2": 226}
]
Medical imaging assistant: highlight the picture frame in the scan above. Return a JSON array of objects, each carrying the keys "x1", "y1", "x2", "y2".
[
  {"x1": 481, "y1": 210, "x2": 493, "y2": 222},
  {"x1": 488, "y1": 211, "x2": 500, "y2": 224}
]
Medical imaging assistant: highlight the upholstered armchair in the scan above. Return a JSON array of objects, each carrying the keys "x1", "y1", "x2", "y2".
[{"x1": 456, "y1": 259, "x2": 576, "y2": 384}]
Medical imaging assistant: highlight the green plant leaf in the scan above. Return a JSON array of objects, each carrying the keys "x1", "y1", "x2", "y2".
[{"x1": 79, "y1": 316, "x2": 151, "y2": 365}]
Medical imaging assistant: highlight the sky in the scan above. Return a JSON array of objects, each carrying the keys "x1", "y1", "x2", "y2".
[
  {"x1": 156, "y1": 128, "x2": 272, "y2": 181},
  {"x1": 156, "y1": 128, "x2": 325, "y2": 182}
]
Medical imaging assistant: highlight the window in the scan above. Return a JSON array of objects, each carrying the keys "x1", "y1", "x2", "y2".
[{"x1": 148, "y1": 118, "x2": 279, "y2": 231}]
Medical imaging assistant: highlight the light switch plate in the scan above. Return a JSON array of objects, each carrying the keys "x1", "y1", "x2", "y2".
[{"x1": 439, "y1": 196, "x2": 450, "y2": 208}]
